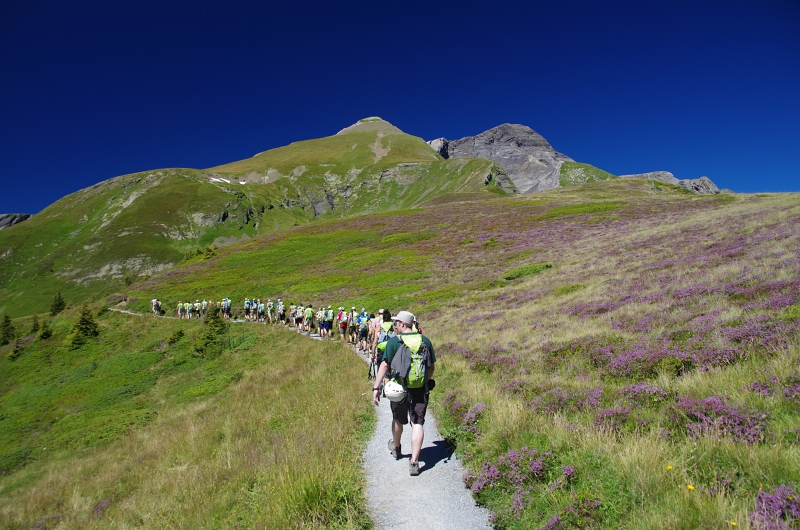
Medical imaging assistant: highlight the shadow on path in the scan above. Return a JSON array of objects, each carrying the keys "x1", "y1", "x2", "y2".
[{"x1": 420, "y1": 440, "x2": 455, "y2": 473}]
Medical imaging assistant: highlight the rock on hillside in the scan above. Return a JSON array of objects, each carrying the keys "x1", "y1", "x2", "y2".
[
  {"x1": 618, "y1": 172, "x2": 720, "y2": 194},
  {"x1": 0, "y1": 214, "x2": 31, "y2": 230},
  {"x1": 427, "y1": 124, "x2": 574, "y2": 194}
]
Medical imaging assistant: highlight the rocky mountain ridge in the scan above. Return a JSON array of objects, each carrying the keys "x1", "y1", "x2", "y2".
[{"x1": 429, "y1": 125, "x2": 719, "y2": 194}]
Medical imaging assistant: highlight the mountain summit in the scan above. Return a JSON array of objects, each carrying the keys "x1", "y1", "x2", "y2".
[{"x1": 428, "y1": 124, "x2": 574, "y2": 194}]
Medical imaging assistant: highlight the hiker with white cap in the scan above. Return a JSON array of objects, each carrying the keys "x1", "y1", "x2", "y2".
[{"x1": 372, "y1": 310, "x2": 436, "y2": 476}]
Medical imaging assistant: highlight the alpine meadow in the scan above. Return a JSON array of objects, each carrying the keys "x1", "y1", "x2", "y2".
[{"x1": 1, "y1": 118, "x2": 799, "y2": 529}]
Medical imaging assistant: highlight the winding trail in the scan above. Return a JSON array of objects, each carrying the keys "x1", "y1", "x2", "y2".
[{"x1": 109, "y1": 309, "x2": 492, "y2": 528}]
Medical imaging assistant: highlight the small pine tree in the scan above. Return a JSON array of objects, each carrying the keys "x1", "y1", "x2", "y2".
[
  {"x1": 1, "y1": 315, "x2": 16, "y2": 346},
  {"x1": 29, "y1": 314, "x2": 40, "y2": 334},
  {"x1": 37, "y1": 319, "x2": 53, "y2": 340},
  {"x1": 50, "y1": 292, "x2": 66, "y2": 316},
  {"x1": 74, "y1": 304, "x2": 99, "y2": 338},
  {"x1": 195, "y1": 307, "x2": 228, "y2": 356}
]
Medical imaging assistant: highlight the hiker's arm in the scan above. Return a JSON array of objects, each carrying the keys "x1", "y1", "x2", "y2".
[
  {"x1": 372, "y1": 361, "x2": 389, "y2": 405},
  {"x1": 427, "y1": 363, "x2": 435, "y2": 380}
]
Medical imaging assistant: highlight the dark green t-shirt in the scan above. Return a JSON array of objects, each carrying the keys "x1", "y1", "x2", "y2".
[{"x1": 383, "y1": 332, "x2": 436, "y2": 367}]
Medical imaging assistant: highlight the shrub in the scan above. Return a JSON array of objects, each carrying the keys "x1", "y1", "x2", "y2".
[
  {"x1": 749, "y1": 484, "x2": 800, "y2": 530},
  {"x1": 37, "y1": 319, "x2": 52, "y2": 340},
  {"x1": 464, "y1": 446, "x2": 557, "y2": 522},
  {"x1": 195, "y1": 308, "x2": 228, "y2": 356},
  {"x1": 502, "y1": 262, "x2": 552, "y2": 281},
  {"x1": 167, "y1": 329, "x2": 185, "y2": 345},
  {"x1": 29, "y1": 314, "x2": 40, "y2": 334},
  {"x1": 50, "y1": 291, "x2": 66, "y2": 316},
  {"x1": 669, "y1": 395, "x2": 769, "y2": 445}
]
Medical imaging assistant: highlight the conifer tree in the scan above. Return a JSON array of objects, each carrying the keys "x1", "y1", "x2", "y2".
[
  {"x1": 37, "y1": 319, "x2": 52, "y2": 340},
  {"x1": 50, "y1": 292, "x2": 66, "y2": 316},
  {"x1": 195, "y1": 306, "x2": 228, "y2": 356},
  {"x1": 1, "y1": 315, "x2": 16, "y2": 346},
  {"x1": 74, "y1": 304, "x2": 99, "y2": 338},
  {"x1": 29, "y1": 314, "x2": 40, "y2": 334}
]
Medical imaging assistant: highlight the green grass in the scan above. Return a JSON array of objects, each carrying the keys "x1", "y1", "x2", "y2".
[
  {"x1": 559, "y1": 161, "x2": 617, "y2": 187},
  {"x1": 502, "y1": 262, "x2": 553, "y2": 281},
  {"x1": 0, "y1": 305, "x2": 373, "y2": 529},
  {"x1": 3, "y1": 177, "x2": 798, "y2": 528}
]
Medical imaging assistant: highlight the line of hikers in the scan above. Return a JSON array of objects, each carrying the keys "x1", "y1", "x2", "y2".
[
  {"x1": 158, "y1": 295, "x2": 434, "y2": 476},
  {"x1": 162, "y1": 298, "x2": 420, "y2": 357}
]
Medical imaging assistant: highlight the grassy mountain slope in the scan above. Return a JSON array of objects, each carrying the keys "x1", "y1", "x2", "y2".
[
  {"x1": 559, "y1": 161, "x2": 617, "y2": 186},
  {"x1": 108, "y1": 178, "x2": 800, "y2": 528},
  {"x1": 0, "y1": 307, "x2": 372, "y2": 528},
  {"x1": 0, "y1": 118, "x2": 512, "y2": 317}
]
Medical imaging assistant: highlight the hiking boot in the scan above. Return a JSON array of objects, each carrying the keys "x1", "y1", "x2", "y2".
[
  {"x1": 388, "y1": 439, "x2": 401, "y2": 459},
  {"x1": 409, "y1": 461, "x2": 420, "y2": 476}
]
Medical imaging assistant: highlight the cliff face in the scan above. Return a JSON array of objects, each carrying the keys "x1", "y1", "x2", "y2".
[
  {"x1": 429, "y1": 124, "x2": 573, "y2": 194},
  {"x1": 0, "y1": 214, "x2": 32, "y2": 230}
]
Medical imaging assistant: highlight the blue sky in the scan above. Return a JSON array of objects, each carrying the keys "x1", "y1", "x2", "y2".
[{"x1": 1, "y1": 0, "x2": 798, "y2": 214}]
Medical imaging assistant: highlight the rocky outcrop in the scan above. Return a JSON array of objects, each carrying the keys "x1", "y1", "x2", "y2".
[
  {"x1": 428, "y1": 124, "x2": 573, "y2": 194},
  {"x1": 678, "y1": 176, "x2": 720, "y2": 194},
  {"x1": 618, "y1": 172, "x2": 720, "y2": 194},
  {"x1": 0, "y1": 213, "x2": 32, "y2": 230}
]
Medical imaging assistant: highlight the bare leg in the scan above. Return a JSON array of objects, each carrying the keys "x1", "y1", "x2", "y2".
[
  {"x1": 410, "y1": 423, "x2": 424, "y2": 463},
  {"x1": 392, "y1": 420, "x2": 403, "y2": 452}
]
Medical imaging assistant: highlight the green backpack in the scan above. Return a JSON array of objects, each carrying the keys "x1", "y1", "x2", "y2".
[{"x1": 389, "y1": 334, "x2": 430, "y2": 389}]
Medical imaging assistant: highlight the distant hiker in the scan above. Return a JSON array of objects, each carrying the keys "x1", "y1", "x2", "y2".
[
  {"x1": 325, "y1": 305, "x2": 334, "y2": 338},
  {"x1": 348, "y1": 307, "x2": 358, "y2": 344},
  {"x1": 202, "y1": 299, "x2": 208, "y2": 316},
  {"x1": 267, "y1": 299, "x2": 275, "y2": 324},
  {"x1": 372, "y1": 310, "x2": 436, "y2": 476},
  {"x1": 304, "y1": 304, "x2": 314, "y2": 332},
  {"x1": 372, "y1": 309, "x2": 393, "y2": 364},
  {"x1": 176, "y1": 301, "x2": 183, "y2": 318},
  {"x1": 337, "y1": 307, "x2": 347, "y2": 341},
  {"x1": 278, "y1": 299, "x2": 286, "y2": 325},
  {"x1": 151, "y1": 298, "x2": 158, "y2": 315},
  {"x1": 357, "y1": 311, "x2": 370, "y2": 352}
]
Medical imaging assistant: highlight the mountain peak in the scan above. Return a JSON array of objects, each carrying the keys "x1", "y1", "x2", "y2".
[{"x1": 336, "y1": 117, "x2": 403, "y2": 135}]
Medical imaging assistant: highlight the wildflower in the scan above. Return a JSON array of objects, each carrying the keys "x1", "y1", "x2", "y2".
[
  {"x1": 667, "y1": 465, "x2": 673, "y2": 470},
  {"x1": 688, "y1": 485, "x2": 695, "y2": 491},
  {"x1": 731, "y1": 522, "x2": 737, "y2": 527}
]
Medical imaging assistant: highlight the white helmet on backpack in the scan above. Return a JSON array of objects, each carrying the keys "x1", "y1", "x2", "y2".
[{"x1": 384, "y1": 380, "x2": 407, "y2": 402}]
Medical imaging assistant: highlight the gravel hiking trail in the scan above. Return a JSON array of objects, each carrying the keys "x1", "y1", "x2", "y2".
[{"x1": 353, "y1": 348, "x2": 492, "y2": 530}]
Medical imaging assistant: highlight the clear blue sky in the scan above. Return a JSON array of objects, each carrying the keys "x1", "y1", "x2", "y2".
[{"x1": 1, "y1": 0, "x2": 798, "y2": 214}]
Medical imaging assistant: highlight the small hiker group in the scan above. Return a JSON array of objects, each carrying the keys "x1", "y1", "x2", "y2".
[{"x1": 173, "y1": 298, "x2": 225, "y2": 319}]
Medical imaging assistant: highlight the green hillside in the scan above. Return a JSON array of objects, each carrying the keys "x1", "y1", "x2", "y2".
[
  {"x1": 106, "y1": 178, "x2": 798, "y2": 529},
  {"x1": 0, "y1": 118, "x2": 513, "y2": 317},
  {"x1": 0, "y1": 306, "x2": 372, "y2": 528},
  {"x1": 559, "y1": 161, "x2": 617, "y2": 186}
]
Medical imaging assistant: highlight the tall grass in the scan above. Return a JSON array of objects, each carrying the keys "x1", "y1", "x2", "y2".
[{"x1": 0, "y1": 307, "x2": 373, "y2": 529}]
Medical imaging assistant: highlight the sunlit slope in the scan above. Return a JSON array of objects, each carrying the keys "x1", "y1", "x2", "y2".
[
  {"x1": 0, "y1": 118, "x2": 513, "y2": 317},
  {"x1": 0, "y1": 169, "x2": 287, "y2": 317},
  {"x1": 0, "y1": 307, "x2": 372, "y2": 528},
  {"x1": 125, "y1": 179, "x2": 800, "y2": 528}
]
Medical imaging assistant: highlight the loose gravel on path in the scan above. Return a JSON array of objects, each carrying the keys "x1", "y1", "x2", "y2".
[{"x1": 355, "y1": 349, "x2": 493, "y2": 530}]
